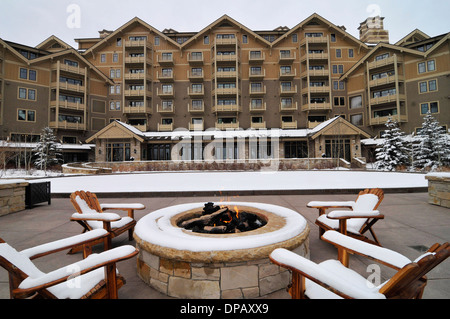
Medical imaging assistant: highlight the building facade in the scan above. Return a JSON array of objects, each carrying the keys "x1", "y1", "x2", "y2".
[{"x1": 0, "y1": 14, "x2": 448, "y2": 165}]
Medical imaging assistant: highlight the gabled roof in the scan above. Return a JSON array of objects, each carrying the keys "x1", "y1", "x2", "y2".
[
  {"x1": 29, "y1": 45, "x2": 114, "y2": 85},
  {"x1": 309, "y1": 116, "x2": 371, "y2": 140},
  {"x1": 36, "y1": 35, "x2": 73, "y2": 51},
  {"x1": 82, "y1": 17, "x2": 180, "y2": 55},
  {"x1": 395, "y1": 29, "x2": 430, "y2": 46},
  {"x1": 86, "y1": 121, "x2": 145, "y2": 143},
  {"x1": 422, "y1": 33, "x2": 450, "y2": 58},
  {"x1": 271, "y1": 13, "x2": 369, "y2": 49},
  {"x1": 340, "y1": 42, "x2": 426, "y2": 80},
  {"x1": 181, "y1": 14, "x2": 272, "y2": 48},
  {"x1": 0, "y1": 38, "x2": 37, "y2": 65}
]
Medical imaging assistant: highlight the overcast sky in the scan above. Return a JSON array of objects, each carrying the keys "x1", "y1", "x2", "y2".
[{"x1": 1, "y1": 0, "x2": 449, "y2": 49}]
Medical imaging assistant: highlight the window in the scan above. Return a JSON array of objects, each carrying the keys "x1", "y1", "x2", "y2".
[
  {"x1": 148, "y1": 144, "x2": 171, "y2": 161},
  {"x1": 116, "y1": 38, "x2": 122, "y2": 47},
  {"x1": 203, "y1": 36, "x2": 209, "y2": 44},
  {"x1": 332, "y1": 65, "x2": 344, "y2": 74},
  {"x1": 350, "y1": 114, "x2": 363, "y2": 126},
  {"x1": 348, "y1": 49, "x2": 354, "y2": 58},
  {"x1": 334, "y1": 97, "x2": 345, "y2": 106},
  {"x1": 336, "y1": 49, "x2": 341, "y2": 58},
  {"x1": 374, "y1": 109, "x2": 397, "y2": 118},
  {"x1": 330, "y1": 34, "x2": 336, "y2": 42},
  {"x1": 420, "y1": 102, "x2": 439, "y2": 115},
  {"x1": 18, "y1": 88, "x2": 36, "y2": 100},
  {"x1": 243, "y1": 35, "x2": 248, "y2": 43},
  {"x1": 109, "y1": 101, "x2": 120, "y2": 111},
  {"x1": 18, "y1": 109, "x2": 36, "y2": 122},
  {"x1": 20, "y1": 68, "x2": 28, "y2": 79},
  {"x1": 349, "y1": 95, "x2": 362, "y2": 109},
  {"x1": 429, "y1": 80, "x2": 437, "y2": 92},
  {"x1": 325, "y1": 139, "x2": 351, "y2": 161},
  {"x1": 419, "y1": 60, "x2": 436, "y2": 74},
  {"x1": 284, "y1": 141, "x2": 308, "y2": 159},
  {"x1": 419, "y1": 81, "x2": 428, "y2": 93},
  {"x1": 292, "y1": 34, "x2": 298, "y2": 43},
  {"x1": 375, "y1": 53, "x2": 389, "y2": 61},
  {"x1": 333, "y1": 81, "x2": 345, "y2": 90},
  {"x1": 305, "y1": 32, "x2": 323, "y2": 37},
  {"x1": 101, "y1": 54, "x2": 106, "y2": 63},
  {"x1": 106, "y1": 143, "x2": 131, "y2": 162},
  {"x1": 418, "y1": 80, "x2": 438, "y2": 94},
  {"x1": 113, "y1": 53, "x2": 118, "y2": 63},
  {"x1": 280, "y1": 66, "x2": 292, "y2": 75},
  {"x1": 64, "y1": 59, "x2": 78, "y2": 67}
]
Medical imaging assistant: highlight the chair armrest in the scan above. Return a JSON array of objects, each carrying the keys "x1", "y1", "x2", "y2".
[
  {"x1": 20, "y1": 229, "x2": 109, "y2": 260},
  {"x1": 326, "y1": 210, "x2": 383, "y2": 220},
  {"x1": 100, "y1": 203, "x2": 145, "y2": 219},
  {"x1": 322, "y1": 231, "x2": 411, "y2": 269},
  {"x1": 71, "y1": 212, "x2": 121, "y2": 222},
  {"x1": 307, "y1": 201, "x2": 355, "y2": 209},
  {"x1": 270, "y1": 248, "x2": 385, "y2": 299},
  {"x1": 14, "y1": 245, "x2": 139, "y2": 296}
]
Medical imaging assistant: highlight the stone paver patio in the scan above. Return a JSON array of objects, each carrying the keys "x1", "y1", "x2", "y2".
[{"x1": 0, "y1": 192, "x2": 449, "y2": 299}]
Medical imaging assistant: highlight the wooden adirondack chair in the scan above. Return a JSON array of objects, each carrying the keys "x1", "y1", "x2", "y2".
[
  {"x1": 307, "y1": 188, "x2": 385, "y2": 247},
  {"x1": 270, "y1": 230, "x2": 449, "y2": 299},
  {"x1": 69, "y1": 190, "x2": 144, "y2": 253},
  {"x1": 0, "y1": 230, "x2": 138, "y2": 299}
]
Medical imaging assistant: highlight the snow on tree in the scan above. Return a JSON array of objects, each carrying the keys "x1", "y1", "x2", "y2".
[
  {"x1": 33, "y1": 127, "x2": 62, "y2": 175},
  {"x1": 412, "y1": 112, "x2": 449, "y2": 171},
  {"x1": 375, "y1": 116, "x2": 410, "y2": 171}
]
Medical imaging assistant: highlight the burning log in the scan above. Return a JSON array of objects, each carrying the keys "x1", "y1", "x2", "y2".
[{"x1": 179, "y1": 203, "x2": 267, "y2": 234}]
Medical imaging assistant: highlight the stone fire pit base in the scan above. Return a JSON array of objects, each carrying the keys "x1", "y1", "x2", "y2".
[{"x1": 134, "y1": 202, "x2": 310, "y2": 299}]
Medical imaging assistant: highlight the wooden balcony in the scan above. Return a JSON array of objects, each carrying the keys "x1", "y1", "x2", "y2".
[
  {"x1": 301, "y1": 102, "x2": 332, "y2": 112},
  {"x1": 157, "y1": 104, "x2": 175, "y2": 114},
  {"x1": 249, "y1": 68, "x2": 265, "y2": 80},
  {"x1": 188, "y1": 87, "x2": 205, "y2": 97},
  {"x1": 188, "y1": 102, "x2": 205, "y2": 113},
  {"x1": 249, "y1": 86, "x2": 266, "y2": 96},
  {"x1": 212, "y1": 104, "x2": 242, "y2": 113},
  {"x1": 188, "y1": 53, "x2": 204, "y2": 64},
  {"x1": 215, "y1": 70, "x2": 238, "y2": 79},
  {"x1": 50, "y1": 100, "x2": 86, "y2": 111},
  {"x1": 250, "y1": 121, "x2": 266, "y2": 129},
  {"x1": 370, "y1": 114, "x2": 408, "y2": 126},
  {"x1": 279, "y1": 51, "x2": 296, "y2": 64},
  {"x1": 370, "y1": 94, "x2": 406, "y2": 106},
  {"x1": 369, "y1": 75, "x2": 404, "y2": 88},
  {"x1": 157, "y1": 54, "x2": 174, "y2": 66},
  {"x1": 368, "y1": 55, "x2": 403, "y2": 70},
  {"x1": 279, "y1": 101, "x2": 298, "y2": 112},
  {"x1": 301, "y1": 69, "x2": 329, "y2": 78},
  {"x1": 157, "y1": 71, "x2": 174, "y2": 82},
  {"x1": 301, "y1": 52, "x2": 329, "y2": 62},
  {"x1": 281, "y1": 120, "x2": 298, "y2": 129},
  {"x1": 52, "y1": 82, "x2": 85, "y2": 93},
  {"x1": 123, "y1": 105, "x2": 152, "y2": 115},
  {"x1": 124, "y1": 89, "x2": 152, "y2": 98},
  {"x1": 279, "y1": 69, "x2": 297, "y2": 80},
  {"x1": 157, "y1": 87, "x2": 175, "y2": 98},
  {"x1": 124, "y1": 40, "x2": 151, "y2": 49},
  {"x1": 280, "y1": 85, "x2": 298, "y2": 96},
  {"x1": 300, "y1": 36, "x2": 328, "y2": 46},
  {"x1": 215, "y1": 37, "x2": 237, "y2": 46},
  {"x1": 53, "y1": 63, "x2": 86, "y2": 76},
  {"x1": 249, "y1": 52, "x2": 265, "y2": 64},
  {"x1": 124, "y1": 56, "x2": 151, "y2": 64},
  {"x1": 188, "y1": 70, "x2": 204, "y2": 82},
  {"x1": 214, "y1": 54, "x2": 239, "y2": 63},
  {"x1": 213, "y1": 87, "x2": 240, "y2": 96},
  {"x1": 124, "y1": 72, "x2": 146, "y2": 81},
  {"x1": 189, "y1": 122, "x2": 204, "y2": 131},
  {"x1": 158, "y1": 123, "x2": 174, "y2": 132},
  {"x1": 301, "y1": 85, "x2": 330, "y2": 95},
  {"x1": 215, "y1": 121, "x2": 240, "y2": 130},
  {"x1": 249, "y1": 102, "x2": 266, "y2": 113},
  {"x1": 49, "y1": 121, "x2": 85, "y2": 131}
]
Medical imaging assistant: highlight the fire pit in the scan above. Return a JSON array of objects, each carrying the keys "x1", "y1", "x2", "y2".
[{"x1": 134, "y1": 202, "x2": 310, "y2": 299}]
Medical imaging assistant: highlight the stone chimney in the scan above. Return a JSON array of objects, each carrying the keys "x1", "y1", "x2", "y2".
[{"x1": 358, "y1": 16, "x2": 390, "y2": 44}]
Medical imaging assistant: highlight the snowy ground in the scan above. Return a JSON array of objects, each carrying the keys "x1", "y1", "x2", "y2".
[{"x1": 10, "y1": 170, "x2": 427, "y2": 194}]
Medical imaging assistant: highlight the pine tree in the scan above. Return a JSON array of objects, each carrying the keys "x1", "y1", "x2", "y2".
[
  {"x1": 375, "y1": 117, "x2": 410, "y2": 171},
  {"x1": 412, "y1": 112, "x2": 449, "y2": 171},
  {"x1": 33, "y1": 127, "x2": 62, "y2": 175}
]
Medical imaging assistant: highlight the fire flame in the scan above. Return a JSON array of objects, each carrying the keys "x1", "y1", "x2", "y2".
[{"x1": 234, "y1": 206, "x2": 240, "y2": 219}]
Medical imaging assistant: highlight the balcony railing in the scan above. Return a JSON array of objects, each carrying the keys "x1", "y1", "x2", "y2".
[
  {"x1": 53, "y1": 63, "x2": 86, "y2": 76},
  {"x1": 279, "y1": 101, "x2": 298, "y2": 112},
  {"x1": 370, "y1": 114, "x2": 408, "y2": 126},
  {"x1": 157, "y1": 54, "x2": 174, "y2": 65},
  {"x1": 157, "y1": 71, "x2": 174, "y2": 82},
  {"x1": 188, "y1": 87, "x2": 205, "y2": 97},
  {"x1": 300, "y1": 36, "x2": 328, "y2": 46},
  {"x1": 49, "y1": 121, "x2": 85, "y2": 131},
  {"x1": 52, "y1": 82, "x2": 85, "y2": 93},
  {"x1": 249, "y1": 52, "x2": 265, "y2": 64},
  {"x1": 279, "y1": 51, "x2": 296, "y2": 64},
  {"x1": 369, "y1": 75, "x2": 404, "y2": 87},
  {"x1": 370, "y1": 94, "x2": 406, "y2": 106},
  {"x1": 124, "y1": 89, "x2": 151, "y2": 98},
  {"x1": 301, "y1": 85, "x2": 330, "y2": 95},
  {"x1": 215, "y1": 37, "x2": 237, "y2": 46},
  {"x1": 188, "y1": 102, "x2": 205, "y2": 113},
  {"x1": 215, "y1": 121, "x2": 240, "y2": 129},
  {"x1": 123, "y1": 105, "x2": 152, "y2": 114},
  {"x1": 158, "y1": 123, "x2": 174, "y2": 132},
  {"x1": 280, "y1": 85, "x2": 298, "y2": 96},
  {"x1": 301, "y1": 102, "x2": 332, "y2": 112},
  {"x1": 279, "y1": 69, "x2": 297, "y2": 79},
  {"x1": 249, "y1": 86, "x2": 266, "y2": 96},
  {"x1": 157, "y1": 87, "x2": 175, "y2": 98},
  {"x1": 187, "y1": 70, "x2": 204, "y2": 81},
  {"x1": 281, "y1": 120, "x2": 298, "y2": 129},
  {"x1": 249, "y1": 68, "x2": 265, "y2": 79},
  {"x1": 50, "y1": 100, "x2": 86, "y2": 111},
  {"x1": 368, "y1": 55, "x2": 403, "y2": 70},
  {"x1": 188, "y1": 53, "x2": 204, "y2": 64},
  {"x1": 213, "y1": 87, "x2": 240, "y2": 96},
  {"x1": 212, "y1": 104, "x2": 242, "y2": 113},
  {"x1": 189, "y1": 122, "x2": 204, "y2": 131},
  {"x1": 249, "y1": 102, "x2": 266, "y2": 113},
  {"x1": 157, "y1": 104, "x2": 175, "y2": 113}
]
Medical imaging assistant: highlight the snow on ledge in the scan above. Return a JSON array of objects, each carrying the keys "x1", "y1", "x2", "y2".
[{"x1": 134, "y1": 202, "x2": 307, "y2": 252}]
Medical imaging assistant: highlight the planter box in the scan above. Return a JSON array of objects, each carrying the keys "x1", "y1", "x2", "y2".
[
  {"x1": 25, "y1": 181, "x2": 51, "y2": 208},
  {"x1": 0, "y1": 180, "x2": 28, "y2": 216}
]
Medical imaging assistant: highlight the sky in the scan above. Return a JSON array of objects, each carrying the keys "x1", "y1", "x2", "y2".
[{"x1": 0, "y1": 0, "x2": 449, "y2": 49}]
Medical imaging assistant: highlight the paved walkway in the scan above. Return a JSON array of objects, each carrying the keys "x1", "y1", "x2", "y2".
[{"x1": 1, "y1": 192, "x2": 449, "y2": 299}]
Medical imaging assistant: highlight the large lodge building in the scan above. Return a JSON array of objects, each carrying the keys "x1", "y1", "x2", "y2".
[{"x1": 0, "y1": 14, "x2": 449, "y2": 167}]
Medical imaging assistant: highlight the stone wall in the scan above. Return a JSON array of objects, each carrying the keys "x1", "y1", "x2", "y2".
[
  {"x1": 426, "y1": 173, "x2": 450, "y2": 208},
  {"x1": 77, "y1": 158, "x2": 341, "y2": 174},
  {"x1": 136, "y1": 241, "x2": 308, "y2": 299},
  {"x1": 0, "y1": 180, "x2": 28, "y2": 217}
]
